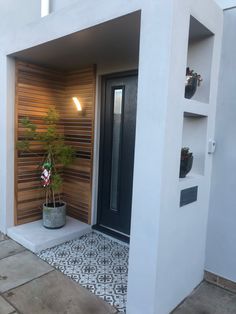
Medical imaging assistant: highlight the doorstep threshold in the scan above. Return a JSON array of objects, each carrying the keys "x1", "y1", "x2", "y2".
[
  {"x1": 92, "y1": 224, "x2": 130, "y2": 243},
  {"x1": 7, "y1": 216, "x2": 91, "y2": 253}
]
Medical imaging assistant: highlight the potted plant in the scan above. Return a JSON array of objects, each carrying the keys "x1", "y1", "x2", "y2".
[
  {"x1": 17, "y1": 108, "x2": 75, "y2": 229},
  {"x1": 185, "y1": 67, "x2": 203, "y2": 99},
  {"x1": 179, "y1": 147, "x2": 193, "y2": 178}
]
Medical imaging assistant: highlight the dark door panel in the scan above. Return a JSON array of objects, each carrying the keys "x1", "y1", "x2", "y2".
[{"x1": 97, "y1": 72, "x2": 138, "y2": 236}]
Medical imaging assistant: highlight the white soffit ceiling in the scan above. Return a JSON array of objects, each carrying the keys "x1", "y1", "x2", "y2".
[{"x1": 10, "y1": 12, "x2": 141, "y2": 71}]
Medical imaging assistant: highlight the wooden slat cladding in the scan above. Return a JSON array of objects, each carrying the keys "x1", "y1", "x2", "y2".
[
  {"x1": 15, "y1": 61, "x2": 96, "y2": 225},
  {"x1": 62, "y1": 67, "x2": 96, "y2": 223}
]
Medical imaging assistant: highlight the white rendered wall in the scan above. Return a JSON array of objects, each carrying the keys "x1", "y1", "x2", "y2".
[
  {"x1": 205, "y1": 7, "x2": 236, "y2": 283},
  {"x1": 0, "y1": 0, "x2": 40, "y2": 233},
  {"x1": 147, "y1": 1, "x2": 222, "y2": 313},
  {"x1": 51, "y1": 0, "x2": 78, "y2": 12},
  {"x1": 0, "y1": 1, "x2": 223, "y2": 313},
  {"x1": 0, "y1": 56, "x2": 15, "y2": 233},
  {"x1": 0, "y1": 0, "x2": 40, "y2": 35}
]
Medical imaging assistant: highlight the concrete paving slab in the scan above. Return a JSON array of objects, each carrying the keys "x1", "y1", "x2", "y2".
[
  {"x1": 0, "y1": 251, "x2": 53, "y2": 293},
  {"x1": 0, "y1": 239, "x2": 25, "y2": 260},
  {"x1": 7, "y1": 216, "x2": 91, "y2": 252},
  {"x1": 4, "y1": 270, "x2": 117, "y2": 314},
  {"x1": 0, "y1": 295, "x2": 17, "y2": 314},
  {"x1": 173, "y1": 282, "x2": 236, "y2": 314}
]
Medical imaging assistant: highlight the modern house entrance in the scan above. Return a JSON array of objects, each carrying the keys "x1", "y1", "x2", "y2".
[
  {"x1": 0, "y1": 1, "x2": 224, "y2": 313},
  {"x1": 95, "y1": 72, "x2": 138, "y2": 240},
  {"x1": 5, "y1": 11, "x2": 141, "y2": 313}
]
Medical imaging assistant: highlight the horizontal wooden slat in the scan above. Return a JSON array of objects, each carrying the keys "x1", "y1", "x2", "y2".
[{"x1": 15, "y1": 61, "x2": 96, "y2": 225}]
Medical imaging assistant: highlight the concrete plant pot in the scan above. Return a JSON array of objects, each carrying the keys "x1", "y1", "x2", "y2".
[{"x1": 43, "y1": 202, "x2": 66, "y2": 229}]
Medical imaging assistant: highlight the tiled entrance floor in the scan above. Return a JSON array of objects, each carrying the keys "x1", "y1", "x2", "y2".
[
  {"x1": 1, "y1": 232, "x2": 236, "y2": 314},
  {"x1": 37, "y1": 231, "x2": 129, "y2": 313}
]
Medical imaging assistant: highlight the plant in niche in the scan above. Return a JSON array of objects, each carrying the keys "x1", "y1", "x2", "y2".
[
  {"x1": 179, "y1": 147, "x2": 193, "y2": 178},
  {"x1": 185, "y1": 67, "x2": 203, "y2": 99},
  {"x1": 17, "y1": 107, "x2": 75, "y2": 228}
]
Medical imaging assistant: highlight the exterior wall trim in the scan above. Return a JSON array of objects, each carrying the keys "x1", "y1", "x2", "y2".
[{"x1": 204, "y1": 271, "x2": 236, "y2": 293}]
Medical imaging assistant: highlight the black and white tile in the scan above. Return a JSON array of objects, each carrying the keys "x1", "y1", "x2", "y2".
[{"x1": 37, "y1": 231, "x2": 129, "y2": 312}]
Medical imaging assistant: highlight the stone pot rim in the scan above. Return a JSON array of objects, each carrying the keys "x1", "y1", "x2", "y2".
[{"x1": 43, "y1": 201, "x2": 67, "y2": 209}]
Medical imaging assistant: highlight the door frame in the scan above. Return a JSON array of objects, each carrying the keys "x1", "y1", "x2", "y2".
[{"x1": 94, "y1": 70, "x2": 138, "y2": 242}]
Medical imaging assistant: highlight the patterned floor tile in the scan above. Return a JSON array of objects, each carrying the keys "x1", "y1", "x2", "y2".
[{"x1": 37, "y1": 231, "x2": 129, "y2": 313}]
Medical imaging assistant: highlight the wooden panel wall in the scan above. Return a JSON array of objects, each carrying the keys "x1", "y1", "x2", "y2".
[
  {"x1": 62, "y1": 67, "x2": 96, "y2": 223},
  {"x1": 15, "y1": 61, "x2": 96, "y2": 225}
]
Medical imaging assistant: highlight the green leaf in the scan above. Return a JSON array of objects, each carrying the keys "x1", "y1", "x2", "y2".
[
  {"x1": 17, "y1": 108, "x2": 75, "y2": 203},
  {"x1": 51, "y1": 173, "x2": 62, "y2": 192}
]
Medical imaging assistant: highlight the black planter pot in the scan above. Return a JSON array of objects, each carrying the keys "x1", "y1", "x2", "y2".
[
  {"x1": 185, "y1": 77, "x2": 198, "y2": 99},
  {"x1": 179, "y1": 155, "x2": 193, "y2": 178}
]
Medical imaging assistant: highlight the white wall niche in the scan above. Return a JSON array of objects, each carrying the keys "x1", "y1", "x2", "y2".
[
  {"x1": 181, "y1": 113, "x2": 208, "y2": 178},
  {"x1": 185, "y1": 16, "x2": 215, "y2": 104}
]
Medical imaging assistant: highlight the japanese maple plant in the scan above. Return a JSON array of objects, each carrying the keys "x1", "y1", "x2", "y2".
[{"x1": 17, "y1": 108, "x2": 75, "y2": 228}]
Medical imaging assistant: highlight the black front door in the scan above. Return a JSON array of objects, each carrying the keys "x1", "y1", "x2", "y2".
[{"x1": 97, "y1": 71, "x2": 138, "y2": 238}]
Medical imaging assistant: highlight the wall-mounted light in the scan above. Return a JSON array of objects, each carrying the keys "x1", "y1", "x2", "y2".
[{"x1": 72, "y1": 97, "x2": 82, "y2": 112}]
